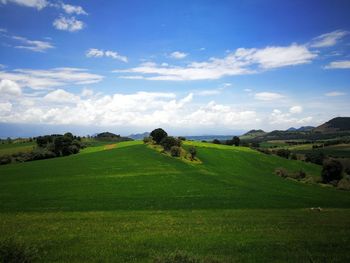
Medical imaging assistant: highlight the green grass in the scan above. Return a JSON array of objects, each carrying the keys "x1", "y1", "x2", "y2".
[
  {"x1": 0, "y1": 142, "x2": 35, "y2": 155},
  {"x1": 1, "y1": 141, "x2": 350, "y2": 262}
]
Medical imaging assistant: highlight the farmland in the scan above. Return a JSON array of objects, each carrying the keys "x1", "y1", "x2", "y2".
[{"x1": 1, "y1": 141, "x2": 350, "y2": 262}]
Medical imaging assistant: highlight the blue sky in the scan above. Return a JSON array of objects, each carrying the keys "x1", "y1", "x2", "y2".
[{"x1": 0, "y1": 0, "x2": 350, "y2": 136}]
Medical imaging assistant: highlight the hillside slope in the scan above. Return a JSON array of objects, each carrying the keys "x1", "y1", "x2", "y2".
[
  {"x1": 313, "y1": 117, "x2": 350, "y2": 133},
  {"x1": 0, "y1": 141, "x2": 349, "y2": 212}
]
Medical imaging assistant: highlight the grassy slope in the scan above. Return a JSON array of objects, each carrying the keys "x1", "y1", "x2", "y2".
[
  {"x1": 0, "y1": 141, "x2": 35, "y2": 155},
  {"x1": 0, "y1": 141, "x2": 350, "y2": 262}
]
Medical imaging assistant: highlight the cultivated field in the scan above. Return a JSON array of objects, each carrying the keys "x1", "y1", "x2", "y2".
[{"x1": 1, "y1": 141, "x2": 350, "y2": 262}]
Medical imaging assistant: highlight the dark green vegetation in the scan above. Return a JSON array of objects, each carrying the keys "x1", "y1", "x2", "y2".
[{"x1": 1, "y1": 141, "x2": 350, "y2": 261}]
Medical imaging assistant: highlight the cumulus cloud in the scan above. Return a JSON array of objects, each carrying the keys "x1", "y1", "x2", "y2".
[
  {"x1": 44, "y1": 89, "x2": 79, "y2": 103},
  {"x1": 325, "y1": 91, "x2": 346, "y2": 97},
  {"x1": 53, "y1": 16, "x2": 84, "y2": 32},
  {"x1": 324, "y1": 60, "x2": 350, "y2": 69},
  {"x1": 61, "y1": 3, "x2": 87, "y2": 15},
  {"x1": 0, "y1": 102, "x2": 12, "y2": 113},
  {"x1": 0, "y1": 67, "x2": 103, "y2": 90},
  {"x1": 169, "y1": 51, "x2": 187, "y2": 59},
  {"x1": 12, "y1": 35, "x2": 54, "y2": 52},
  {"x1": 86, "y1": 48, "x2": 128, "y2": 62},
  {"x1": 0, "y1": 0, "x2": 48, "y2": 10},
  {"x1": 309, "y1": 30, "x2": 348, "y2": 48},
  {"x1": 254, "y1": 92, "x2": 284, "y2": 101},
  {"x1": 289, "y1": 105, "x2": 303, "y2": 114},
  {"x1": 115, "y1": 44, "x2": 316, "y2": 81},
  {"x1": 0, "y1": 79, "x2": 21, "y2": 96},
  {"x1": 269, "y1": 109, "x2": 312, "y2": 125}
]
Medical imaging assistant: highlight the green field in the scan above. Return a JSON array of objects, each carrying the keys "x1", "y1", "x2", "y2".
[
  {"x1": 0, "y1": 141, "x2": 35, "y2": 155},
  {"x1": 1, "y1": 141, "x2": 350, "y2": 262}
]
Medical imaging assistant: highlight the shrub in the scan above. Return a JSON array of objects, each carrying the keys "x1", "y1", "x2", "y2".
[
  {"x1": 0, "y1": 155, "x2": 12, "y2": 165},
  {"x1": 150, "y1": 128, "x2": 168, "y2": 144},
  {"x1": 212, "y1": 139, "x2": 221, "y2": 144},
  {"x1": 289, "y1": 170, "x2": 306, "y2": 180},
  {"x1": 337, "y1": 178, "x2": 350, "y2": 191},
  {"x1": 161, "y1": 136, "x2": 181, "y2": 151},
  {"x1": 290, "y1": 153, "x2": 298, "y2": 160},
  {"x1": 305, "y1": 152, "x2": 325, "y2": 165},
  {"x1": 275, "y1": 168, "x2": 288, "y2": 178},
  {"x1": 188, "y1": 146, "x2": 197, "y2": 160},
  {"x1": 0, "y1": 238, "x2": 40, "y2": 263},
  {"x1": 321, "y1": 159, "x2": 343, "y2": 183},
  {"x1": 275, "y1": 149, "x2": 291, "y2": 159},
  {"x1": 143, "y1": 136, "x2": 153, "y2": 144},
  {"x1": 232, "y1": 136, "x2": 240, "y2": 146},
  {"x1": 178, "y1": 136, "x2": 186, "y2": 141},
  {"x1": 170, "y1": 146, "x2": 181, "y2": 157}
]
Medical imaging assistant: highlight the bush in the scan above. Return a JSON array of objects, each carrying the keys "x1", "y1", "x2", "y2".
[
  {"x1": 289, "y1": 170, "x2": 306, "y2": 180},
  {"x1": 0, "y1": 155, "x2": 12, "y2": 165},
  {"x1": 188, "y1": 146, "x2": 197, "y2": 160},
  {"x1": 275, "y1": 168, "x2": 288, "y2": 178},
  {"x1": 305, "y1": 152, "x2": 325, "y2": 165},
  {"x1": 150, "y1": 128, "x2": 168, "y2": 144},
  {"x1": 275, "y1": 149, "x2": 291, "y2": 159},
  {"x1": 212, "y1": 139, "x2": 221, "y2": 144},
  {"x1": 170, "y1": 146, "x2": 181, "y2": 157},
  {"x1": 161, "y1": 136, "x2": 181, "y2": 151},
  {"x1": 232, "y1": 136, "x2": 240, "y2": 146},
  {"x1": 178, "y1": 136, "x2": 186, "y2": 141},
  {"x1": 337, "y1": 178, "x2": 350, "y2": 191},
  {"x1": 0, "y1": 239, "x2": 40, "y2": 263},
  {"x1": 321, "y1": 159, "x2": 343, "y2": 183},
  {"x1": 31, "y1": 148, "x2": 56, "y2": 160},
  {"x1": 143, "y1": 136, "x2": 153, "y2": 144},
  {"x1": 290, "y1": 153, "x2": 298, "y2": 160}
]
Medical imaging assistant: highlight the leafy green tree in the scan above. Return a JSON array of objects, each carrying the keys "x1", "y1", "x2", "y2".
[
  {"x1": 212, "y1": 139, "x2": 221, "y2": 144},
  {"x1": 232, "y1": 136, "x2": 240, "y2": 146},
  {"x1": 170, "y1": 146, "x2": 181, "y2": 157},
  {"x1": 150, "y1": 128, "x2": 168, "y2": 144},
  {"x1": 322, "y1": 159, "x2": 343, "y2": 183},
  {"x1": 160, "y1": 136, "x2": 181, "y2": 151},
  {"x1": 189, "y1": 146, "x2": 197, "y2": 160}
]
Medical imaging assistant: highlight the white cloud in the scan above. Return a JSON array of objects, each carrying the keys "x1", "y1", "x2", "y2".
[
  {"x1": 0, "y1": 102, "x2": 12, "y2": 113},
  {"x1": 105, "y1": 50, "x2": 128, "y2": 62},
  {"x1": 244, "y1": 88, "x2": 252, "y2": 92},
  {"x1": 61, "y1": 3, "x2": 87, "y2": 15},
  {"x1": 196, "y1": 89, "x2": 222, "y2": 96},
  {"x1": 0, "y1": 79, "x2": 21, "y2": 96},
  {"x1": 269, "y1": 109, "x2": 312, "y2": 125},
  {"x1": 86, "y1": 48, "x2": 128, "y2": 62},
  {"x1": 53, "y1": 16, "x2": 84, "y2": 32},
  {"x1": 289, "y1": 105, "x2": 303, "y2": 114},
  {"x1": 324, "y1": 60, "x2": 350, "y2": 69},
  {"x1": 310, "y1": 30, "x2": 348, "y2": 48},
  {"x1": 116, "y1": 44, "x2": 316, "y2": 81},
  {"x1": 12, "y1": 35, "x2": 54, "y2": 52},
  {"x1": 254, "y1": 92, "x2": 284, "y2": 101},
  {"x1": 81, "y1": 88, "x2": 94, "y2": 97},
  {"x1": 44, "y1": 89, "x2": 79, "y2": 103},
  {"x1": 0, "y1": 67, "x2": 103, "y2": 90},
  {"x1": 0, "y1": 0, "x2": 48, "y2": 10},
  {"x1": 169, "y1": 51, "x2": 187, "y2": 59},
  {"x1": 325, "y1": 91, "x2": 346, "y2": 97}
]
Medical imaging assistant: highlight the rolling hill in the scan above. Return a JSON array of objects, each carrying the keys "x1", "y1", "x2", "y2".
[
  {"x1": 0, "y1": 141, "x2": 350, "y2": 261},
  {"x1": 313, "y1": 117, "x2": 350, "y2": 133}
]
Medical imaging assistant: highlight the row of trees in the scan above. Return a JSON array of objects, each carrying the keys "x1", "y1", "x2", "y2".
[
  {"x1": 0, "y1": 133, "x2": 84, "y2": 165},
  {"x1": 212, "y1": 136, "x2": 240, "y2": 146}
]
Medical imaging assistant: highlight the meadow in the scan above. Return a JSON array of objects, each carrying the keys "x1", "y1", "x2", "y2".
[{"x1": 1, "y1": 141, "x2": 350, "y2": 262}]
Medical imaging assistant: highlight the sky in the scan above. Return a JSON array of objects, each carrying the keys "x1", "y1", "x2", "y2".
[{"x1": 0, "y1": 0, "x2": 350, "y2": 137}]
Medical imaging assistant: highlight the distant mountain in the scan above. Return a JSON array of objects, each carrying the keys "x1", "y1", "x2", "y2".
[
  {"x1": 286, "y1": 126, "x2": 314, "y2": 132},
  {"x1": 128, "y1": 132, "x2": 150, "y2": 140},
  {"x1": 313, "y1": 117, "x2": 350, "y2": 133}
]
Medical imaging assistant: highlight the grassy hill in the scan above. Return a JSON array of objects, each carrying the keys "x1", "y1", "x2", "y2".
[{"x1": 0, "y1": 141, "x2": 350, "y2": 261}]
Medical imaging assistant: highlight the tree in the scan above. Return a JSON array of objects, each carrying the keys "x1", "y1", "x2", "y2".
[
  {"x1": 232, "y1": 136, "x2": 240, "y2": 146},
  {"x1": 170, "y1": 146, "x2": 181, "y2": 157},
  {"x1": 189, "y1": 146, "x2": 197, "y2": 160},
  {"x1": 160, "y1": 136, "x2": 181, "y2": 151},
  {"x1": 212, "y1": 139, "x2": 221, "y2": 144},
  {"x1": 150, "y1": 128, "x2": 168, "y2": 144},
  {"x1": 322, "y1": 159, "x2": 343, "y2": 183},
  {"x1": 276, "y1": 149, "x2": 291, "y2": 159}
]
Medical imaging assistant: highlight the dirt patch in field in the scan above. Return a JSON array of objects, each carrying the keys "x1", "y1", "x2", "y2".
[{"x1": 104, "y1": 144, "x2": 117, "y2": 150}]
